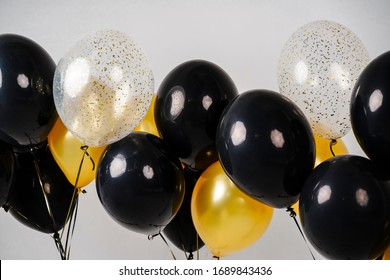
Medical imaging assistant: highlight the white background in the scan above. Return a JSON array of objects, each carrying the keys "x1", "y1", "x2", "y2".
[{"x1": 0, "y1": 0, "x2": 389, "y2": 260}]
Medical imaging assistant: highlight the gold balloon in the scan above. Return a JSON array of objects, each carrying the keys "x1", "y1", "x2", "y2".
[
  {"x1": 134, "y1": 95, "x2": 159, "y2": 136},
  {"x1": 315, "y1": 135, "x2": 348, "y2": 167},
  {"x1": 191, "y1": 161, "x2": 274, "y2": 258},
  {"x1": 384, "y1": 245, "x2": 390, "y2": 260},
  {"x1": 48, "y1": 118, "x2": 106, "y2": 188}
]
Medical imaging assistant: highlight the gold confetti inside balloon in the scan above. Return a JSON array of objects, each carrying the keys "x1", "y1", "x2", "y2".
[
  {"x1": 53, "y1": 30, "x2": 154, "y2": 147},
  {"x1": 277, "y1": 20, "x2": 369, "y2": 140}
]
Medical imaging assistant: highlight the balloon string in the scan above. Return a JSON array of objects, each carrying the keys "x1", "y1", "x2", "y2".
[
  {"x1": 286, "y1": 206, "x2": 316, "y2": 260},
  {"x1": 60, "y1": 145, "x2": 91, "y2": 259},
  {"x1": 330, "y1": 139, "x2": 337, "y2": 157},
  {"x1": 30, "y1": 147, "x2": 66, "y2": 260},
  {"x1": 196, "y1": 232, "x2": 200, "y2": 260},
  {"x1": 148, "y1": 233, "x2": 177, "y2": 260}
]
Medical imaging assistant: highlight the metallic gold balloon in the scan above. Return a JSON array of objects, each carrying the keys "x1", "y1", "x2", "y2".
[
  {"x1": 134, "y1": 95, "x2": 159, "y2": 136},
  {"x1": 384, "y1": 245, "x2": 390, "y2": 260},
  {"x1": 48, "y1": 118, "x2": 106, "y2": 188},
  {"x1": 191, "y1": 161, "x2": 273, "y2": 258},
  {"x1": 315, "y1": 135, "x2": 348, "y2": 167}
]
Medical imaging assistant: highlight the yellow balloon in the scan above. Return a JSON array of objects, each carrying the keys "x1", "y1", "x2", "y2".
[
  {"x1": 191, "y1": 161, "x2": 274, "y2": 258},
  {"x1": 315, "y1": 135, "x2": 348, "y2": 167},
  {"x1": 384, "y1": 245, "x2": 390, "y2": 260},
  {"x1": 134, "y1": 95, "x2": 159, "y2": 136},
  {"x1": 48, "y1": 118, "x2": 106, "y2": 188}
]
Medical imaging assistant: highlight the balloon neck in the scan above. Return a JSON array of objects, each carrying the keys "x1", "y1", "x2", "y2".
[{"x1": 12, "y1": 140, "x2": 47, "y2": 154}]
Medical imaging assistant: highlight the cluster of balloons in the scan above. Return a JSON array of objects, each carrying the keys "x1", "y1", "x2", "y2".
[{"x1": 2, "y1": 19, "x2": 390, "y2": 260}]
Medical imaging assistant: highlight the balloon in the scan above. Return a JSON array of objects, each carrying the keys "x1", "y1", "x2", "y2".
[
  {"x1": 191, "y1": 161, "x2": 273, "y2": 258},
  {"x1": 7, "y1": 143, "x2": 77, "y2": 234},
  {"x1": 155, "y1": 60, "x2": 238, "y2": 171},
  {"x1": 0, "y1": 34, "x2": 58, "y2": 148},
  {"x1": 299, "y1": 155, "x2": 390, "y2": 259},
  {"x1": 350, "y1": 51, "x2": 390, "y2": 167},
  {"x1": 163, "y1": 167, "x2": 205, "y2": 257},
  {"x1": 277, "y1": 20, "x2": 369, "y2": 139},
  {"x1": 314, "y1": 135, "x2": 348, "y2": 167},
  {"x1": 384, "y1": 245, "x2": 390, "y2": 260},
  {"x1": 53, "y1": 30, "x2": 154, "y2": 147},
  {"x1": 217, "y1": 89, "x2": 315, "y2": 208},
  {"x1": 48, "y1": 118, "x2": 106, "y2": 188},
  {"x1": 96, "y1": 132, "x2": 185, "y2": 236},
  {"x1": 0, "y1": 141, "x2": 15, "y2": 207},
  {"x1": 134, "y1": 94, "x2": 159, "y2": 136}
]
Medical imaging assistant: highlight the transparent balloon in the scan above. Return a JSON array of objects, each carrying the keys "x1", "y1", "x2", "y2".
[
  {"x1": 277, "y1": 20, "x2": 369, "y2": 139},
  {"x1": 53, "y1": 30, "x2": 154, "y2": 147}
]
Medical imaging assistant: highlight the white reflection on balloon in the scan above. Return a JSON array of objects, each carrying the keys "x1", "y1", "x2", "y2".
[
  {"x1": 294, "y1": 61, "x2": 308, "y2": 84},
  {"x1": 64, "y1": 57, "x2": 90, "y2": 98},
  {"x1": 44, "y1": 183, "x2": 51, "y2": 194},
  {"x1": 317, "y1": 185, "x2": 332, "y2": 204},
  {"x1": 170, "y1": 89, "x2": 185, "y2": 119},
  {"x1": 110, "y1": 65, "x2": 124, "y2": 82},
  {"x1": 355, "y1": 188, "x2": 369, "y2": 207},
  {"x1": 270, "y1": 129, "x2": 285, "y2": 148},
  {"x1": 330, "y1": 63, "x2": 350, "y2": 90},
  {"x1": 114, "y1": 82, "x2": 131, "y2": 117},
  {"x1": 110, "y1": 154, "x2": 127, "y2": 178},
  {"x1": 202, "y1": 95, "x2": 213, "y2": 110},
  {"x1": 369, "y1": 89, "x2": 383, "y2": 112},
  {"x1": 213, "y1": 180, "x2": 226, "y2": 203},
  {"x1": 17, "y1": 74, "x2": 29, "y2": 88},
  {"x1": 143, "y1": 165, "x2": 154, "y2": 180},
  {"x1": 230, "y1": 121, "x2": 246, "y2": 146}
]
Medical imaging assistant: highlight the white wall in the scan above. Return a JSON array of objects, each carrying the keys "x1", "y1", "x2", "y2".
[{"x1": 0, "y1": 0, "x2": 389, "y2": 260}]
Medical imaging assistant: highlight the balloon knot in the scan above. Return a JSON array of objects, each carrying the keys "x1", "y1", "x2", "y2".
[
  {"x1": 286, "y1": 206, "x2": 297, "y2": 218},
  {"x1": 188, "y1": 252, "x2": 194, "y2": 260}
]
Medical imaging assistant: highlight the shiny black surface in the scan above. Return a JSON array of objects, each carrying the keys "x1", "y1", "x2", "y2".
[
  {"x1": 155, "y1": 60, "x2": 238, "y2": 171},
  {"x1": 299, "y1": 155, "x2": 390, "y2": 259},
  {"x1": 0, "y1": 141, "x2": 14, "y2": 207},
  {"x1": 216, "y1": 89, "x2": 315, "y2": 208},
  {"x1": 0, "y1": 34, "x2": 57, "y2": 147},
  {"x1": 7, "y1": 144, "x2": 76, "y2": 234},
  {"x1": 351, "y1": 51, "x2": 390, "y2": 167},
  {"x1": 163, "y1": 167, "x2": 205, "y2": 255},
  {"x1": 96, "y1": 132, "x2": 185, "y2": 236}
]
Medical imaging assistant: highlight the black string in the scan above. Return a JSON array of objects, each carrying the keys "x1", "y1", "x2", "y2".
[
  {"x1": 149, "y1": 232, "x2": 177, "y2": 260},
  {"x1": 330, "y1": 139, "x2": 337, "y2": 157},
  {"x1": 30, "y1": 147, "x2": 66, "y2": 260},
  {"x1": 286, "y1": 206, "x2": 316, "y2": 260}
]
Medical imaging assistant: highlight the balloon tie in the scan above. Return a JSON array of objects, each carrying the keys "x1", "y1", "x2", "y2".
[
  {"x1": 330, "y1": 139, "x2": 337, "y2": 157},
  {"x1": 212, "y1": 256, "x2": 220, "y2": 260},
  {"x1": 188, "y1": 252, "x2": 194, "y2": 260},
  {"x1": 30, "y1": 147, "x2": 66, "y2": 260},
  {"x1": 286, "y1": 206, "x2": 316, "y2": 260}
]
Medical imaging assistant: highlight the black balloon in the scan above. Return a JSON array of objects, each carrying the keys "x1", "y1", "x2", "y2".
[
  {"x1": 0, "y1": 34, "x2": 58, "y2": 148},
  {"x1": 7, "y1": 143, "x2": 76, "y2": 234},
  {"x1": 155, "y1": 60, "x2": 238, "y2": 171},
  {"x1": 299, "y1": 155, "x2": 390, "y2": 260},
  {"x1": 351, "y1": 51, "x2": 390, "y2": 167},
  {"x1": 163, "y1": 167, "x2": 205, "y2": 256},
  {"x1": 0, "y1": 141, "x2": 15, "y2": 207},
  {"x1": 96, "y1": 132, "x2": 185, "y2": 236},
  {"x1": 216, "y1": 89, "x2": 315, "y2": 208}
]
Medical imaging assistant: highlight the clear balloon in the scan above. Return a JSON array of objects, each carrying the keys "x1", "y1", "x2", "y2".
[
  {"x1": 53, "y1": 30, "x2": 154, "y2": 147},
  {"x1": 191, "y1": 161, "x2": 273, "y2": 258},
  {"x1": 48, "y1": 118, "x2": 106, "y2": 188},
  {"x1": 278, "y1": 20, "x2": 369, "y2": 139}
]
